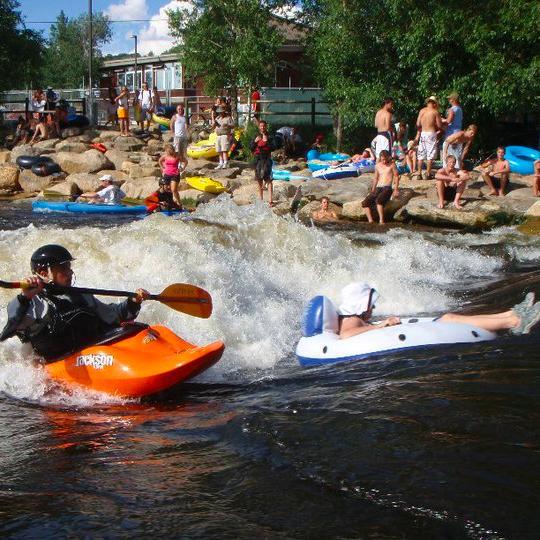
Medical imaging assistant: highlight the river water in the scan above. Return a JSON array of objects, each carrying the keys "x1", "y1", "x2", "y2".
[{"x1": 0, "y1": 198, "x2": 539, "y2": 539}]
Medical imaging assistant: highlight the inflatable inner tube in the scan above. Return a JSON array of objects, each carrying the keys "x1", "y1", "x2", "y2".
[
  {"x1": 16, "y1": 155, "x2": 54, "y2": 170},
  {"x1": 505, "y1": 146, "x2": 540, "y2": 175},
  {"x1": 31, "y1": 162, "x2": 61, "y2": 177}
]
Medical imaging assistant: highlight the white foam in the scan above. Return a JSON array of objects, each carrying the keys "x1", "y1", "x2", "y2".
[{"x1": 0, "y1": 199, "x2": 535, "y2": 401}]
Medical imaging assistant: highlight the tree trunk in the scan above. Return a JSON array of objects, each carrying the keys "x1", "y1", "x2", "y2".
[
  {"x1": 230, "y1": 84, "x2": 239, "y2": 126},
  {"x1": 335, "y1": 109, "x2": 343, "y2": 152}
]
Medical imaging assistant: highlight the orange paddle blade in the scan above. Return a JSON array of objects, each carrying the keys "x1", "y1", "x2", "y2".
[{"x1": 155, "y1": 283, "x2": 213, "y2": 318}]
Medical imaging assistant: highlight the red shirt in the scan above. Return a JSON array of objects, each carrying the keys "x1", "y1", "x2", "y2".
[{"x1": 251, "y1": 90, "x2": 261, "y2": 112}]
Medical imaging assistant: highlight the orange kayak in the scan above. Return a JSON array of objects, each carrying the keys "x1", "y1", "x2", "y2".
[{"x1": 45, "y1": 324, "x2": 224, "y2": 398}]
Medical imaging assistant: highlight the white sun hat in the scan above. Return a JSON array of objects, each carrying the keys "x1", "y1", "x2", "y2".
[{"x1": 338, "y1": 282, "x2": 379, "y2": 316}]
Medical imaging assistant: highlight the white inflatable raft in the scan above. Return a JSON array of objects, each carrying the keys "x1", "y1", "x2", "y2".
[{"x1": 296, "y1": 296, "x2": 498, "y2": 367}]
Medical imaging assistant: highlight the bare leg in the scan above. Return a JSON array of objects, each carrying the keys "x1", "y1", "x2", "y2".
[
  {"x1": 426, "y1": 160, "x2": 433, "y2": 178},
  {"x1": 535, "y1": 177, "x2": 540, "y2": 197},
  {"x1": 482, "y1": 172, "x2": 498, "y2": 195},
  {"x1": 267, "y1": 181, "x2": 274, "y2": 206},
  {"x1": 440, "y1": 311, "x2": 519, "y2": 332},
  {"x1": 498, "y1": 173, "x2": 509, "y2": 196},
  {"x1": 257, "y1": 179, "x2": 263, "y2": 201},
  {"x1": 453, "y1": 181, "x2": 467, "y2": 209},
  {"x1": 436, "y1": 180, "x2": 445, "y2": 209},
  {"x1": 418, "y1": 159, "x2": 424, "y2": 178},
  {"x1": 363, "y1": 206, "x2": 374, "y2": 223},
  {"x1": 170, "y1": 180, "x2": 181, "y2": 207},
  {"x1": 376, "y1": 203, "x2": 385, "y2": 224}
]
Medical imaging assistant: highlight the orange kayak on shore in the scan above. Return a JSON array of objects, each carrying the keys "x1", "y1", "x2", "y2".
[{"x1": 45, "y1": 324, "x2": 224, "y2": 398}]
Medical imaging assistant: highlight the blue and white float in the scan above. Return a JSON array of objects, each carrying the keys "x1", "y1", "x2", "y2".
[
  {"x1": 296, "y1": 295, "x2": 497, "y2": 367},
  {"x1": 32, "y1": 200, "x2": 148, "y2": 215},
  {"x1": 312, "y1": 159, "x2": 376, "y2": 180}
]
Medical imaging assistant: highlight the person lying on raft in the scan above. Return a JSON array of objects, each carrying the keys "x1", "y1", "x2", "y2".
[
  {"x1": 338, "y1": 282, "x2": 540, "y2": 340},
  {"x1": 145, "y1": 178, "x2": 183, "y2": 213},
  {"x1": 0, "y1": 245, "x2": 149, "y2": 361},
  {"x1": 312, "y1": 196, "x2": 338, "y2": 221},
  {"x1": 435, "y1": 155, "x2": 469, "y2": 210},
  {"x1": 78, "y1": 175, "x2": 126, "y2": 205}
]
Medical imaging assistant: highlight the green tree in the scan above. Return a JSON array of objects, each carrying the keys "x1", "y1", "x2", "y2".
[
  {"x1": 0, "y1": 0, "x2": 43, "y2": 91},
  {"x1": 43, "y1": 11, "x2": 112, "y2": 88},
  {"x1": 168, "y1": 0, "x2": 289, "y2": 122},
  {"x1": 304, "y1": 0, "x2": 540, "y2": 150}
]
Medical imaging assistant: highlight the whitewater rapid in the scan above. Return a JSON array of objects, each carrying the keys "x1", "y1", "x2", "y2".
[{"x1": 1, "y1": 198, "x2": 539, "y2": 405}]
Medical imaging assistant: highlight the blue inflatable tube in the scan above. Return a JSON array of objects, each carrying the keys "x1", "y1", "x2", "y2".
[
  {"x1": 505, "y1": 146, "x2": 540, "y2": 175},
  {"x1": 318, "y1": 152, "x2": 350, "y2": 161},
  {"x1": 32, "y1": 200, "x2": 148, "y2": 215}
]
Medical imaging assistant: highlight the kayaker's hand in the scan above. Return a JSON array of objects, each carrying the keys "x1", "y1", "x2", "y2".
[
  {"x1": 21, "y1": 276, "x2": 45, "y2": 299},
  {"x1": 133, "y1": 288, "x2": 150, "y2": 304},
  {"x1": 382, "y1": 316, "x2": 401, "y2": 327}
]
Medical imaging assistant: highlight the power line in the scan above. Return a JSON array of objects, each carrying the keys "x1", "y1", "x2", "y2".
[{"x1": 24, "y1": 19, "x2": 169, "y2": 24}]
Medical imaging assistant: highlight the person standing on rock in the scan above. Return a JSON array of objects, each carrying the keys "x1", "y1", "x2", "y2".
[
  {"x1": 435, "y1": 155, "x2": 469, "y2": 210},
  {"x1": 442, "y1": 93, "x2": 463, "y2": 139},
  {"x1": 213, "y1": 105, "x2": 234, "y2": 169},
  {"x1": 170, "y1": 105, "x2": 189, "y2": 170},
  {"x1": 115, "y1": 87, "x2": 130, "y2": 137},
  {"x1": 414, "y1": 96, "x2": 443, "y2": 180},
  {"x1": 138, "y1": 83, "x2": 153, "y2": 131},
  {"x1": 372, "y1": 98, "x2": 395, "y2": 160},
  {"x1": 251, "y1": 120, "x2": 275, "y2": 207},
  {"x1": 158, "y1": 145, "x2": 183, "y2": 208},
  {"x1": 361, "y1": 149, "x2": 400, "y2": 224}
]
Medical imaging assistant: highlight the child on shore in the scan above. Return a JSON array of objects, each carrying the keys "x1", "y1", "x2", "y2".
[
  {"x1": 361, "y1": 149, "x2": 399, "y2": 224},
  {"x1": 480, "y1": 146, "x2": 510, "y2": 196},
  {"x1": 251, "y1": 120, "x2": 274, "y2": 206},
  {"x1": 158, "y1": 144, "x2": 183, "y2": 207},
  {"x1": 115, "y1": 87, "x2": 130, "y2": 136}
]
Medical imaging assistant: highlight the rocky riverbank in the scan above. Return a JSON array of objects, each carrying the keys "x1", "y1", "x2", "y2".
[{"x1": 0, "y1": 126, "x2": 538, "y2": 232}]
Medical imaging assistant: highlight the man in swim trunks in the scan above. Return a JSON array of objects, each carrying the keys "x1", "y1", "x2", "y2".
[
  {"x1": 361, "y1": 149, "x2": 400, "y2": 224},
  {"x1": 435, "y1": 155, "x2": 469, "y2": 210},
  {"x1": 442, "y1": 124, "x2": 477, "y2": 170},
  {"x1": 251, "y1": 120, "x2": 275, "y2": 206},
  {"x1": 373, "y1": 98, "x2": 395, "y2": 160},
  {"x1": 312, "y1": 196, "x2": 338, "y2": 221},
  {"x1": 414, "y1": 96, "x2": 443, "y2": 180},
  {"x1": 337, "y1": 281, "x2": 540, "y2": 340},
  {"x1": 480, "y1": 146, "x2": 510, "y2": 196}
]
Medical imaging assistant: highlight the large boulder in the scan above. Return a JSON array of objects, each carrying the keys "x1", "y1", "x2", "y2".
[
  {"x1": 53, "y1": 149, "x2": 112, "y2": 174},
  {"x1": 104, "y1": 149, "x2": 130, "y2": 170},
  {"x1": 300, "y1": 176, "x2": 371, "y2": 205},
  {"x1": 525, "y1": 200, "x2": 540, "y2": 217},
  {"x1": 178, "y1": 188, "x2": 217, "y2": 205},
  {"x1": 0, "y1": 150, "x2": 12, "y2": 164},
  {"x1": 10, "y1": 144, "x2": 41, "y2": 162},
  {"x1": 395, "y1": 198, "x2": 515, "y2": 229},
  {"x1": 60, "y1": 127, "x2": 83, "y2": 138},
  {"x1": 341, "y1": 188, "x2": 416, "y2": 221},
  {"x1": 121, "y1": 176, "x2": 160, "y2": 199},
  {"x1": 33, "y1": 139, "x2": 59, "y2": 150},
  {"x1": 0, "y1": 164, "x2": 20, "y2": 191},
  {"x1": 231, "y1": 183, "x2": 259, "y2": 205},
  {"x1": 18, "y1": 169, "x2": 66, "y2": 193},
  {"x1": 125, "y1": 163, "x2": 162, "y2": 179},
  {"x1": 298, "y1": 200, "x2": 342, "y2": 222},
  {"x1": 55, "y1": 140, "x2": 88, "y2": 153},
  {"x1": 64, "y1": 173, "x2": 100, "y2": 192},
  {"x1": 113, "y1": 136, "x2": 146, "y2": 152},
  {"x1": 39, "y1": 180, "x2": 81, "y2": 198},
  {"x1": 199, "y1": 166, "x2": 241, "y2": 180},
  {"x1": 97, "y1": 130, "x2": 122, "y2": 141}
]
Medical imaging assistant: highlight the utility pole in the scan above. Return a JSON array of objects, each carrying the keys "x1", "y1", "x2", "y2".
[
  {"x1": 132, "y1": 35, "x2": 138, "y2": 93},
  {"x1": 88, "y1": 0, "x2": 93, "y2": 124}
]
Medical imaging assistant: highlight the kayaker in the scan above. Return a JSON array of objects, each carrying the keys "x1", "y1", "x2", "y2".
[
  {"x1": 0, "y1": 245, "x2": 149, "y2": 361},
  {"x1": 338, "y1": 282, "x2": 540, "y2": 339},
  {"x1": 78, "y1": 175, "x2": 126, "y2": 205},
  {"x1": 145, "y1": 178, "x2": 183, "y2": 213}
]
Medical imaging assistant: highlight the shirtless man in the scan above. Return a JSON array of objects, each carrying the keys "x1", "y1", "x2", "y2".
[
  {"x1": 312, "y1": 196, "x2": 338, "y2": 221},
  {"x1": 361, "y1": 149, "x2": 399, "y2": 224},
  {"x1": 435, "y1": 155, "x2": 469, "y2": 210},
  {"x1": 442, "y1": 124, "x2": 477, "y2": 169},
  {"x1": 480, "y1": 146, "x2": 510, "y2": 196},
  {"x1": 534, "y1": 160, "x2": 540, "y2": 197},
  {"x1": 373, "y1": 98, "x2": 395, "y2": 160},
  {"x1": 414, "y1": 96, "x2": 443, "y2": 180}
]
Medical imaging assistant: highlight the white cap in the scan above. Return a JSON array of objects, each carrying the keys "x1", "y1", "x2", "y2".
[
  {"x1": 99, "y1": 174, "x2": 113, "y2": 183},
  {"x1": 338, "y1": 282, "x2": 379, "y2": 316}
]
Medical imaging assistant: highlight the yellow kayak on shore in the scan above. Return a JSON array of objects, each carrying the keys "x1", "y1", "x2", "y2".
[{"x1": 187, "y1": 176, "x2": 227, "y2": 194}]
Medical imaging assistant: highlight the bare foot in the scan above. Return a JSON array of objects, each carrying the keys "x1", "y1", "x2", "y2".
[
  {"x1": 488, "y1": 191, "x2": 498, "y2": 196},
  {"x1": 378, "y1": 221, "x2": 385, "y2": 225},
  {"x1": 499, "y1": 190, "x2": 505, "y2": 196},
  {"x1": 437, "y1": 202, "x2": 444, "y2": 209},
  {"x1": 453, "y1": 202, "x2": 463, "y2": 210}
]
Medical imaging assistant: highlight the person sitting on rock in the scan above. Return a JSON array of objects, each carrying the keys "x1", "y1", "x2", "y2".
[
  {"x1": 312, "y1": 196, "x2": 338, "y2": 221},
  {"x1": 361, "y1": 149, "x2": 400, "y2": 224},
  {"x1": 14, "y1": 116, "x2": 31, "y2": 146},
  {"x1": 78, "y1": 175, "x2": 125, "y2": 205},
  {"x1": 435, "y1": 155, "x2": 469, "y2": 210},
  {"x1": 29, "y1": 117, "x2": 49, "y2": 145},
  {"x1": 338, "y1": 282, "x2": 540, "y2": 340},
  {"x1": 480, "y1": 146, "x2": 510, "y2": 196}
]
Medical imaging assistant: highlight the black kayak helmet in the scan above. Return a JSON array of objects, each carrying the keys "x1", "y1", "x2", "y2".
[{"x1": 30, "y1": 244, "x2": 74, "y2": 272}]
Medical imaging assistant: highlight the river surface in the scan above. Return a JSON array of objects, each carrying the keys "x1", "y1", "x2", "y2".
[{"x1": 0, "y1": 199, "x2": 539, "y2": 539}]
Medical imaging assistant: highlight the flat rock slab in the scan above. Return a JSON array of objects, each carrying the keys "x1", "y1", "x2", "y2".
[
  {"x1": 53, "y1": 149, "x2": 113, "y2": 174},
  {"x1": 0, "y1": 164, "x2": 20, "y2": 190},
  {"x1": 19, "y1": 169, "x2": 66, "y2": 192},
  {"x1": 300, "y1": 177, "x2": 371, "y2": 205}
]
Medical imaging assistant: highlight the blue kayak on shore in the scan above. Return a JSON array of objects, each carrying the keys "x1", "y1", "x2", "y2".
[{"x1": 32, "y1": 200, "x2": 149, "y2": 215}]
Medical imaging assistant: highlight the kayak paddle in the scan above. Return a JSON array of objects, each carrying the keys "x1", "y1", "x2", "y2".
[{"x1": 0, "y1": 281, "x2": 212, "y2": 319}]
